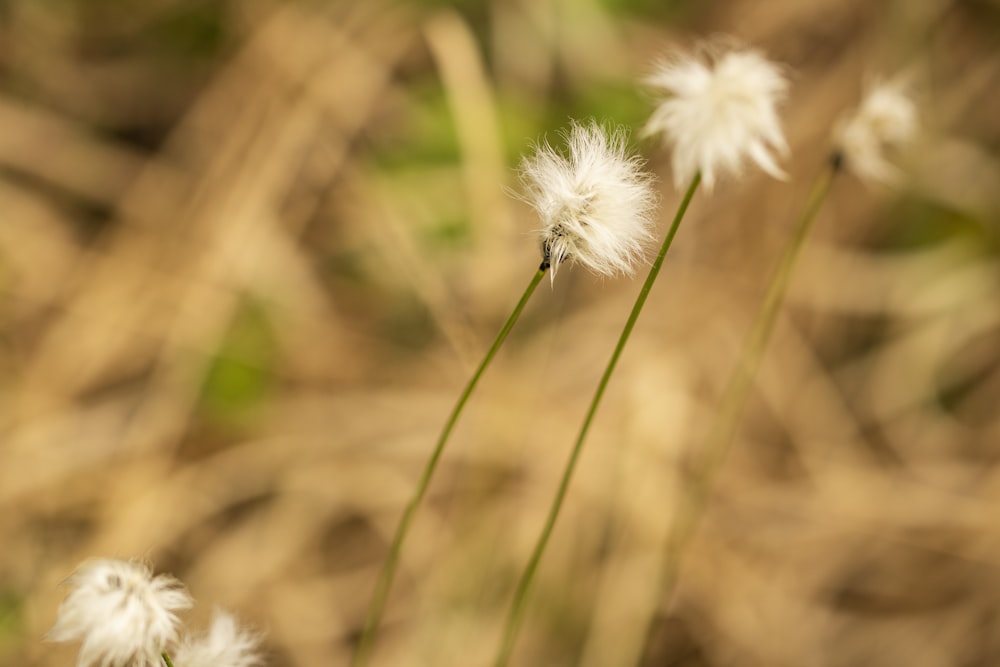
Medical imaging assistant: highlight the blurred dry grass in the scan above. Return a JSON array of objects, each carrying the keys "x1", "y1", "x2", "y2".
[{"x1": 1, "y1": 0, "x2": 1000, "y2": 665}]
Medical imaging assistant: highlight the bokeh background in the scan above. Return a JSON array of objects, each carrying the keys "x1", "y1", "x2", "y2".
[{"x1": 2, "y1": 0, "x2": 1000, "y2": 665}]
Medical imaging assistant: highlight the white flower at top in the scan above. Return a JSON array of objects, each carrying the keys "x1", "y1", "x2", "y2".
[
  {"x1": 834, "y1": 76, "x2": 917, "y2": 184},
  {"x1": 48, "y1": 559, "x2": 193, "y2": 667},
  {"x1": 643, "y1": 42, "x2": 790, "y2": 191},
  {"x1": 519, "y1": 120, "x2": 657, "y2": 282},
  {"x1": 174, "y1": 608, "x2": 265, "y2": 667}
]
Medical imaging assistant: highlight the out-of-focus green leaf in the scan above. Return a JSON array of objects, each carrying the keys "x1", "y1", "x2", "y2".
[
  {"x1": 0, "y1": 590, "x2": 23, "y2": 647},
  {"x1": 199, "y1": 298, "x2": 276, "y2": 425},
  {"x1": 370, "y1": 83, "x2": 462, "y2": 171},
  {"x1": 876, "y1": 196, "x2": 996, "y2": 255}
]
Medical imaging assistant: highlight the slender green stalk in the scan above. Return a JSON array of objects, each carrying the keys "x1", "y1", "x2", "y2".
[
  {"x1": 637, "y1": 160, "x2": 840, "y2": 666},
  {"x1": 493, "y1": 174, "x2": 702, "y2": 667},
  {"x1": 701, "y1": 162, "x2": 838, "y2": 482},
  {"x1": 162, "y1": 652, "x2": 175, "y2": 667},
  {"x1": 352, "y1": 263, "x2": 549, "y2": 667}
]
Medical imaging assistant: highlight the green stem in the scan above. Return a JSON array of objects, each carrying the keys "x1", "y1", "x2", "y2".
[
  {"x1": 638, "y1": 161, "x2": 839, "y2": 666},
  {"x1": 493, "y1": 174, "x2": 702, "y2": 667},
  {"x1": 162, "y1": 652, "x2": 175, "y2": 667},
  {"x1": 352, "y1": 264, "x2": 549, "y2": 667}
]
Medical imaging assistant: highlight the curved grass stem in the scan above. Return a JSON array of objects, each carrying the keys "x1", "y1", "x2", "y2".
[
  {"x1": 493, "y1": 174, "x2": 702, "y2": 667},
  {"x1": 351, "y1": 264, "x2": 549, "y2": 667}
]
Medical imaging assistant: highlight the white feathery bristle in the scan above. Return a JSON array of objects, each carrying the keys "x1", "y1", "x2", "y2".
[
  {"x1": 519, "y1": 120, "x2": 657, "y2": 282},
  {"x1": 174, "y1": 608, "x2": 265, "y2": 667},
  {"x1": 643, "y1": 41, "x2": 790, "y2": 191},
  {"x1": 835, "y1": 76, "x2": 917, "y2": 185},
  {"x1": 48, "y1": 559, "x2": 193, "y2": 667}
]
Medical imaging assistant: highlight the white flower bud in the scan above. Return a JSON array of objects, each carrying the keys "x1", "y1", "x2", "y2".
[
  {"x1": 519, "y1": 120, "x2": 657, "y2": 282},
  {"x1": 643, "y1": 41, "x2": 790, "y2": 191},
  {"x1": 835, "y1": 76, "x2": 917, "y2": 184},
  {"x1": 174, "y1": 608, "x2": 265, "y2": 667},
  {"x1": 48, "y1": 559, "x2": 193, "y2": 667}
]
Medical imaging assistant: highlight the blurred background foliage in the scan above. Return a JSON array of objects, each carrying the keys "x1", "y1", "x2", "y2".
[{"x1": 1, "y1": 0, "x2": 999, "y2": 665}]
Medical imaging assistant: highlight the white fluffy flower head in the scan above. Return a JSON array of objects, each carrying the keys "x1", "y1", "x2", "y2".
[
  {"x1": 48, "y1": 559, "x2": 193, "y2": 667},
  {"x1": 175, "y1": 608, "x2": 265, "y2": 667},
  {"x1": 835, "y1": 76, "x2": 917, "y2": 184},
  {"x1": 519, "y1": 120, "x2": 657, "y2": 282},
  {"x1": 643, "y1": 42, "x2": 790, "y2": 190}
]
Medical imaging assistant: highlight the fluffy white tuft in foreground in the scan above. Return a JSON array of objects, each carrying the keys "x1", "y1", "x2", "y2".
[
  {"x1": 48, "y1": 559, "x2": 193, "y2": 667},
  {"x1": 643, "y1": 42, "x2": 790, "y2": 191},
  {"x1": 174, "y1": 608, "x2": 265, "y2": 667},
  {"x1": 835, "y1": 76, "x2": 918, "y2": 184},
  {"x1": 519, "y1": 120, "x2": 657, "y2": 282}
]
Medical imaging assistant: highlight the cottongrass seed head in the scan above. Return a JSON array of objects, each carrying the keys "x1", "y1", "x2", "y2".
[
  {"x1": 48, "y1": 559, "x2": 193, "y2": 667},
  {"x1": 519, "y1": 120, "x2": 657, "y2": 282},
  {"x1": 174, "y1": 608, "x2": 265, "y2": 667},
  {"x1": 643, "y1": 40, "x2": 790, "y2": 191},
  {"x1": 835, "y1": 75, "x2": 918, "y2": 185}
]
